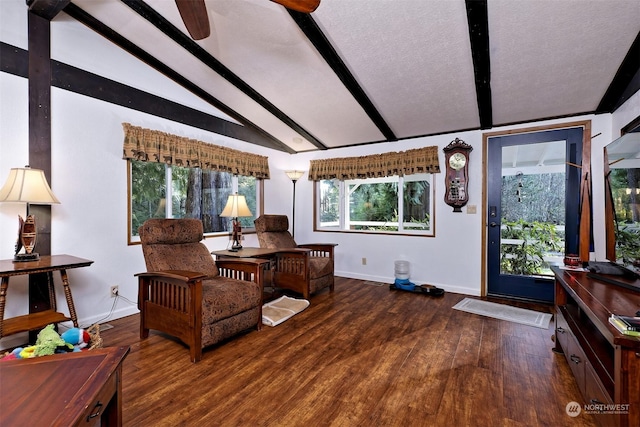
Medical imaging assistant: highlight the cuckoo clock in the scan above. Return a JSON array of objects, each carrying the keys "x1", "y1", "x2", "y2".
[{"x1": 443, "y1": 138, "x2": 472, "y2": 212}]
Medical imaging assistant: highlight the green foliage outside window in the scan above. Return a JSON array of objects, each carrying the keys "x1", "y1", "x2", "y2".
[
  {"x1": 610, "y1": 168, "x2": 640, "y2": 270},
  {"x1": 319, "y1": 179, "x2": 339, "y2": 224},
  {"x1": 501, "y1": 173, "x2": 565, "y2": 224},
  {"x1": 131, "y1": 161, "x2": 165, "y2": 235},
  {"x1": 500, "y1": 220, "x2": 563, "y2": 276},
  {"x1": 615, "y1": 225, "x2": 640, "y2": 269},
  {"x1": 317, "y1": 175, "x2": 433, "y2": 234},
  {"x1": 130, "y1": 160, "x2": 257, "y2": 237},
  {"x1": 349, "y1": 182, "x2": 397, "y2": 224}
]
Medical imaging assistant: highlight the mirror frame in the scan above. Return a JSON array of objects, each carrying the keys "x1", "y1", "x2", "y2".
[{"x1": 604, "y1": 115, "x2": 640, "y2": 262}]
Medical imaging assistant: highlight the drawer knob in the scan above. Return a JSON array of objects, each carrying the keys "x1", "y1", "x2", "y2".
[
  {"x1": 86, "y1": 401, "x2": 103, "y2": 422},
  {"x1": 570, "y1": 354, "x2": 581, "y2": 364}
]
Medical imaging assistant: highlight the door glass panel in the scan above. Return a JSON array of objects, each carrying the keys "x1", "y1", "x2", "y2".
[{"x1": 500, "y1": 141, "x2": 566, "y2": 277}]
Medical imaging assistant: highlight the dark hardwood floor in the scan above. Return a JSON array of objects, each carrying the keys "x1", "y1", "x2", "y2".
[{"x1": 100, "y1": 277, "x2": 599, "y2": 426}]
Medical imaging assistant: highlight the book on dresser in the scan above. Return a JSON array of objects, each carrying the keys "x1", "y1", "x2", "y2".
[
  {"x1": 614, "y1": 314, "x2": 640, "y2": 330},
  {"x1": 608, "y1": 314, "x2": 640, "y2": 336}
]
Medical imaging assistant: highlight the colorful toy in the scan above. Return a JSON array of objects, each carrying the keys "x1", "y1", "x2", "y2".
[
  {"x1": 61, "y1": 328, "x2": 91, "y2": 352},
  {"x1": 0, "y1": 324, "x2": 94, "y2": 361},
  {"x1": 33, "y1": 324, "x2": 71, "y2": 357}
]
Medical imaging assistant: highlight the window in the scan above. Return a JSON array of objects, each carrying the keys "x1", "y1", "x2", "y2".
[
  {"x1": 316, "y1": 173, "x2": 434, "y2": 235},
  {"x1": 129, "y1": 160, "x2": 261, "y2": 241}
]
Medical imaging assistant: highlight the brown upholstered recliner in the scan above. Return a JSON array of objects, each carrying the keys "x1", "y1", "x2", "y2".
[
  {"x1": 254, "y1": 215, "x2": 336, "y2": 299},
  {"x1": 137, "y1": 218, "x2": 265, "y2": 362}
]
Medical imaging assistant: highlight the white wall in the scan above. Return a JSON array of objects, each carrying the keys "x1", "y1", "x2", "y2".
[
  {"x1": 0, "y1": 0, "x2": 292, "y2": 349},
  {"x1": 292, "y1": 113, "x2": 619, "y2": 294},
  {"x1": 0, "y1": 70, "x2": 291, "y2": 349},
  {"x1": 1, "y1": 0, "x2": 639, "y2": 349}
]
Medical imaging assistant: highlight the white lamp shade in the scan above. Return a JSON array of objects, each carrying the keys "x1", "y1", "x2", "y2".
[
  {"x1": 220, "y1": 193, "x2": 252, "y2": 217},
  {"x1": 285, "y1": 170, "x2": 305, "y2": 181},
  {"x1": 0, "y1": 167, "x2": 60, "y2": 204}
]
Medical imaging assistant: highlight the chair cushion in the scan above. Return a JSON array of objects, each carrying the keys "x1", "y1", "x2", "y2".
[
  {"x1": 309, "y1": 256, "x2": 333, "y2": 279},
  {"x1": 140, "y1": 218, "x2": 218, "y2": 278},
  {"x1": 140, "y1": 218, "x2": 203, "y2": 245},
  {"x1": 142, "y1": 242, "x2": 219, "y2": 278},
  {"x1": 255, "y1": 215, "x2": 297, "y2": 248},
  {"x1": 202, "y1": 277, "x2": 262, "y2": 323},
  {"x1": 258, "y1": 231, "x2": 297, "y2": 249},
  {"x1": 254, "y1": 215, "x2": 289, "y2": 233}
]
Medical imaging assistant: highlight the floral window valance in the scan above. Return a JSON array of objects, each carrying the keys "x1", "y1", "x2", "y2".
[
  {"x1": 121, "y1": 123, "x2": 270, "y2": 179},
  {"x1": 308, "y1": 146, "x2": 440, "y2": 181}
]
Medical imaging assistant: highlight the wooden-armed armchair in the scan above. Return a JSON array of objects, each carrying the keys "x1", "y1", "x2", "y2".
[
  {"x1": 254, "y1": 215, "x2": 336, "y2": 299},
  {"x1": 137, "y1": 218, "x2": 265, "y2": 362}
]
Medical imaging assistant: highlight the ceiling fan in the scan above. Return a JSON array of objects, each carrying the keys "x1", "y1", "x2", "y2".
[{"x1": 175, "y1": 0, "x2": 320, "y2": 40}]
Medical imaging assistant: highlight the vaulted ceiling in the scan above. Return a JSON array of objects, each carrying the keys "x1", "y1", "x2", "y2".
[{"x1": 29, "y1": 0, "x2": 640, "y2": 153}]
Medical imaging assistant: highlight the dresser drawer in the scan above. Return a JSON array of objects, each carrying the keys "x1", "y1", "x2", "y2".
[
  {"x1": 564, "y1": 325, "x2": 587, "y2": 394},
  {"x1": 77, "y1": 370, "x2": 117, "y2": 426},
  {"x1": 585, "y1": 364, "x2": 619, "y2": 427},
  {"x1": 555, "y1": 309, "x2": 571, "y2": 354}
]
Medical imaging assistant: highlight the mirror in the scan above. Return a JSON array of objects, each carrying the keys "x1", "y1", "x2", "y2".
[{"x1": 604, "y1": 117, "x2": 640, "y2": 275}]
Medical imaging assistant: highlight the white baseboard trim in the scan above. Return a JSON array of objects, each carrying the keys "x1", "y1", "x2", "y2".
[
  {"x1": 76, "y1": 306, "x2": 140, "y2": 329},
  {"x1": 0, "y1": 333, "x2": 29, "y2": 352},
  {"x1": 334, "y1": 271, "x2": 480, "y2": 296}
]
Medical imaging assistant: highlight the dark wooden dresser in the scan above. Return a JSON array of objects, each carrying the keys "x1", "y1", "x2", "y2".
[
  {"x1": 0, "y1": 346, "x2": 129, "y2": 426},
  {"x1": 552, "y1": 266, "x2": 640, "y2": 427}
]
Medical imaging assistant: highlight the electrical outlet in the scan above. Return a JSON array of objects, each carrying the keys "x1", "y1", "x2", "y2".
[
  {"x1": 362, "y1": 257, "x2": 367, "y2": 265},
  {"x1": 110, "y1": 285, "x2": 119, "y2": 298}
]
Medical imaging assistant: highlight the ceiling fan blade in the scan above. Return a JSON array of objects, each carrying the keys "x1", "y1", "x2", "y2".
[
  {"x1": 175, "y1": 0, "x2": 211, "y2": 40},
  {"x1": 270, "y1": 0, "x2": 320, "y2": 13}
]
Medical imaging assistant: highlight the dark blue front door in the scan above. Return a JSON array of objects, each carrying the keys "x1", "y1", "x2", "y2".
[{"x1": 487, "y1": 127, "x2": 583, "y2": 302}]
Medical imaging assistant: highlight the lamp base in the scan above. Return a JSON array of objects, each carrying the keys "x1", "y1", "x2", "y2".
[
  {"x1": 14, "y1": 252, "x2": 40, "y2": 262},
  {"x1": 230, "y1": 243, "x2": 243, "y2": 252}
]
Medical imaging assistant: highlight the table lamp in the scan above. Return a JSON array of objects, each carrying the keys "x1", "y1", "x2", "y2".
[
  {"x1": 220, "y1": 192, "x2": 252, "y2": 251},
  {"x1": 0, "y1": 166, "x2": 60, "y2": 261}
]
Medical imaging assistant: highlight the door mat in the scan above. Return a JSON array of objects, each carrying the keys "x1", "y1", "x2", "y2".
[
  {"x1": 452, "y1": 298, "x2": 552, "y2": 329},
  {"x1": 262, "y1": 296, "x2": 310, "y2": 327}
]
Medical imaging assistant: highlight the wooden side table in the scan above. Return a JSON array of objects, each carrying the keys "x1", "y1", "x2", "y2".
[
  {"x1": 213, "y1": 248, "x2": 280, "y2": 300},
  {"x1": 212, "y1": 247, "x2": 280, "y2": 259},
  {"x1": 0, "y1": 346, "x2": 129, "y2": 426},
  {"x1": 0, "y1": 254, "x2": 93, "y2": 338}
]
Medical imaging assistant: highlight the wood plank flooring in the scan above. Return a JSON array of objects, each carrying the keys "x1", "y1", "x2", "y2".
[{"x1": 100, "y1": 277, "x2": 600, "y2": 426}]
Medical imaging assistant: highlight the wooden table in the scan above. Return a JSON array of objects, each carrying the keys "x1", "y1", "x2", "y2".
[
  {"x1": 0, "y1": 346, "x2": 129, "y2": 426},
  {"x1": 213, "y1": 248, "x2": 281, "y2": 300},
  {"x1": 212, "y1": 247, "x2": 280, "y2": 259},
  {"x1": 0, "y1": 255, "x2": 94, "y2": 338}
]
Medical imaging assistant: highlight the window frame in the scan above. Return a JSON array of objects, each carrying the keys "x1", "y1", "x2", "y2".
[
  {"x1": 127, "y1": 160, "x2": 263, "y2": 244},
  {"x1": 314, "y1": 173, "x2": 436, "y2": 237}
]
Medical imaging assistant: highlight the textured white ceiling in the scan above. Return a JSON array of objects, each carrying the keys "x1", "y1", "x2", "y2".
[
  {"x1": 41, "y1": 0, "x2": 640, "y2": 152},
  {"x1": 488, "y1": 0, "x2": 640, "y2": 125},
  {"x1": 314, "y1": 0, "x2": 480, "y2": 138}
]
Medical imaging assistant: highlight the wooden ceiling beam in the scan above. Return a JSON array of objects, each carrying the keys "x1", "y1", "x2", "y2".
[
  {"x1": 465, "y1": 0, "x2": 492, "y2": 130},
  {"x1": 63, "y1": 2, "x2": 295, "y2": 153},
  {"x1": 27, "y1": 0, "x2": 70, "y2": 21},
  {"x1": 119, "y1": 0, "x2": 328, "y2": 151},
  {"x1": 597, "y1": 30, "x2": 640, "y2": 113},
  {"x1": 288, "y1": 10, "x2": 397, "y2": 142}
]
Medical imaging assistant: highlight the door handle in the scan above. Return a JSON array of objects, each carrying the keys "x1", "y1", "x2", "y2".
[{"x1": 489, "y1": 222, "x2": 499, "y2": 227}]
